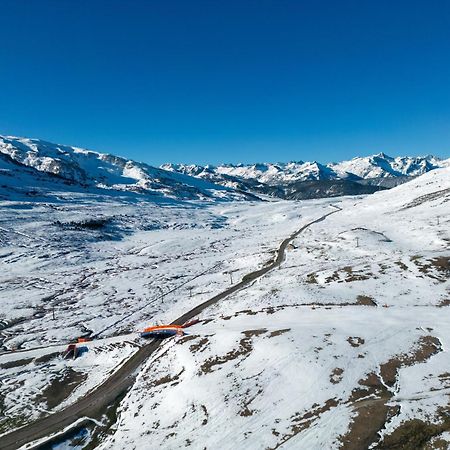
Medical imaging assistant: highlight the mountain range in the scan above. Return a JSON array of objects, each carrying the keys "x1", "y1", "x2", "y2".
[
  {"x1": 162, "y1": 153, "x2": 448, "y2": 185},
  {"x1": 1, "y1": 135, "x2": 448, "y2": 201},
  {"x1": 0, "y1": 136, "x2": 257, "y2": 203},
  {"x1": 162, "y1": 153, "x2": 449, "y2": 199}
]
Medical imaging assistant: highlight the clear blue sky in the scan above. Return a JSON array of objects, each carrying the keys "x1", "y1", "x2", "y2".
[{"x1": 1, "y1": 0, "x2": 449, "y2": 165}]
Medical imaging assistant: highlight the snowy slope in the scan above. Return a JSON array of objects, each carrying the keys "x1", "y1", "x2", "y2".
[
  {"x1": 94, "y1": 168, "x2": 450, "y2": 450},
  {"x1": 0, "y1": 136, "x2": 255, "y2": 202}
]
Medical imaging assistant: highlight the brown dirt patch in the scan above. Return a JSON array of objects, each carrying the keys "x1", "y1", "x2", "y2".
[
  {"x1": 189, "y1": 337, "x2": 210, "y2": 353},
  {"x1": 340, "y1": 336, "x2": 443, "y2": 449},
  {"x1": 199, "y1": 329, "x2": 267, "y2": 374},
  {"x1": 38, "y1": 369, "x2": 87, "y2": 409},
  {"x1": 269, "y1": 328, "x2": 291, "y2": 338},
  {"x1": 200, "y1": 404, "x2": 208, "y2": 425},
  {"x1": 356, "y1": 295, "x2": 377, "y2": 306},
  {"x1": 424, "y1": 435, "x2": 450, "y2": 450},
  {"x1": 400, "y1": 188, "x2": 450, "y2": 210},
  {"x1": 342, "y1": 266, "x2": 372, "y2": 282},
  {"x1": 395, "y1": 260, "x2": 409, "y2": 271},
  {"x1": 239, "y1": 387, "x2": 263, "y2": 417},
  {"x1": 330, "y1": 367, "x2": 344, "y2": 384},
  {"x1": 0, "y1": 415, "x2": 29, "y2": 436},
  {"x1": 412, "y1": 256, "x2": 450, "y2": 282},
  {"x1": 375, "y1": 417, "x2": 450, "y2": 450},
  {"x1": 347, "y1": 337, "x2": 365, "y2": 348},
  {"x1": 150, "y1": 368, "x2": 185, "y2": 388},
  {"x1": 326, "y1": 271, "x2": 340, "y2": 283},
  {"x1": 340, "y1": 371, "x2": 396, "y2": 450},
  {"x1": 0, "y1": 358, "x2": 33, "y2": 370},
  {"x1": 380, "y1": 336, "x2": 441, "y2": 387},
  {"x1": 269, "y1": 399, "x2": 339, "y2": 449},
  {"x1": 34, "y1": 351, "x2": 59, "y2": 364},
  {"x1": 306, "y1": 273, "x2": 318, "y2": 284}
]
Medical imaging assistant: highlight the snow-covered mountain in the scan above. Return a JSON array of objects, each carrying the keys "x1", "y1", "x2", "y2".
[
  {"x1": 162, "y1": 161, "x2": 344, "y2": 185},
  {"x1": 329, "y1": 153, "x2": 448, "y2": 179},
  {"x1": 163, "y1": 153, "x2": 449, "y2": 186},
  {"x1": 0, "y1": 136, "x2": 257, "y2": 202},
  {"x1": 2, "y1": 134, "x2": 447, "y2": 203}
]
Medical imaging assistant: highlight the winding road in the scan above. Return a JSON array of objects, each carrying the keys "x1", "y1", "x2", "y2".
[{"x1": 1, "y1": 206, "x2": 339, "y2": 450}]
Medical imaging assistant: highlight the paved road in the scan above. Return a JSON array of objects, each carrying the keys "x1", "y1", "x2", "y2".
[{"x1": 1, "y1": 207, "x2": 339, "y2": 450}]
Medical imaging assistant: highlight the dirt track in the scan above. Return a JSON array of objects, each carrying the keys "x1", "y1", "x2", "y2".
[{"x1": 0, "y1": 207, "x2": 339, "y2": 450}]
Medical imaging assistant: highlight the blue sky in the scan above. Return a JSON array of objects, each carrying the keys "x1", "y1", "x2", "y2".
[{"x1": 1, "y1": 0, "x2": 449, "y2": 165}]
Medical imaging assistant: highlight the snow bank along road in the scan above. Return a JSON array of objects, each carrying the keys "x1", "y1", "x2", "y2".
[{"x1": 1, "y1": 207, "x2": 340, "y2": 450}]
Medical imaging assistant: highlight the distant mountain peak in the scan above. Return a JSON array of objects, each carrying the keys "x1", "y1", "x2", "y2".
[{"x1": 163, "y1": 153, "x2": 449, "y2": 187}]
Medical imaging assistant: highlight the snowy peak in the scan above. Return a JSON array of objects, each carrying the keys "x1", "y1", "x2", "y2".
[
  {"x1": 2, "y1": 134, "x2": 448, "y2": 203},
  {"x1": 329, "y1": 153, "x2": 448, "y2": 179},
  {"x1": 0, "y1": 136, "x2": 254, "y2": 202},
  {"x1": 215, "y1": 161, "x2": 341, "y2": 184},
  {"x1": 164, "y1": 153, "x2": 448, "y2": 186}
]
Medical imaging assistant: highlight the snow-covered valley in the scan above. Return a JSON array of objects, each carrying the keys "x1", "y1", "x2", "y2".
[
  {"x1": 0, "y1": 154, "x2": 449, "y2": 449},
  {"x1": 97, "y1": 168, "x2": 450, "y2": 450}
]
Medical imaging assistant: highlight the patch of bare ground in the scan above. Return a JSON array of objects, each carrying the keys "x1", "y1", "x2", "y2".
[
  {"x1": 0, "y1": 394, "x2": 25, "y2": 435},
  {"x1": 438, "y1": 372, "x2": 450, "y2": 383},
  {"x1": 375, "y1": 415, "x2": 450, "y2": 450},
  {"x1": 269, "y1": 328, "x2": 291, "y2": 338},
  {"x1": 356, "y1": 295, "x2": 377, "y2": 306},
  {"x1": 322, "y1": 266, "x2": 376, "y2": 284},
  {"x1": 438, "y1": 298, "x2": 450, "y2": 307},
  {"x1": 400, "y1": 188, "x2": 450, "y2": 210},
  {"x1": 325, "y1": 271, "x2": 341, "y2": 283},
  {"x1": 341, "y1": 266, "x2": 373, "y2": 282},
  {"x1": 150, "y1": 368, "x2": 185, "y2": 388},
  {"x1": 176, "y1": 335, "x2": 196, "y2": 345},
  {"x1": 199, "y1": 329, "x2": 267, "y2": 374},
  {"x1": 431, "y1": 257, "x2": 450, "y2": 275},
  {"x1": 0, "y1": 357, "x2": 33, "y2": 370},
  {"x1": 200, "y1": 404, "x2": 208, "y2": 425},
  {"x1": 34, "y1": 351, "x2": 59, "y2": 364},
  {"x1": 340, "y1": 371, "x2": 398, "y2": 450},
  {"x1": 347, "y1": 337, "x2": 365, "y2": 348},
  {"x1": 395, "y1": 260, "x2": 409, "y2": 271},
  {"x1": 412, "y1": 256, "x2": 450, "y2": 282},
  {"x1": 188, "y1": 336, "x2": 210, "y2": 353},
  {"x1": 424, "y1": 435, "x2": 450, "y2": 450},
  {"x1": 306, "y1": 273, "x2": 318, "y2": 284},
  {"x1": 220, "y1": 301, "x2": 379, "y2": 321},
  {"x1": 37, "y1": 369, "x2": 87, "y2": 410},
  {"x1": 0, "y1": 415, "x2": 29, "y2": 436},
  {"x1": 330, "y1": 367, "x2": 344, "y2": 384},
  {"x1": 220, "y1": 308, "x2": 260, "y2": 320},
  {"x1": 340, "y1": 336, "x2": 443, "y2": 450},
  {"x1": 239, "y1": 387, "x2": 264, "y2": 417},
  {"x1": 340, "y1": 373, "x2": 399, "y2": 450},
  {"x1": 269, "y1": 399, "x2": 339, "y2": 449},
  {"x1": 380, "y1": 336, "x2": 441, "y2": 387},
  {"x1": 378, "y1": 263, "x2": 390, "y2": 274}
]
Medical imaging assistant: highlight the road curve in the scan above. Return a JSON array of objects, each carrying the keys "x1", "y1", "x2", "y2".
[{"x1": 1, "y1": 207, "x2": 339, "y2": 450}]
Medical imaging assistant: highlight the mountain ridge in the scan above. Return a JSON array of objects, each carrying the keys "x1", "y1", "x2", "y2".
[
  {"x1": 162, "y1": 152, "x2": 449, "y2": 186},
  {"x1": 0, "y1": 135, "x2": 257, "y2": 202},
  {"x1": 1, "y1": 134, "x2": 448, "y2": 202}
]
